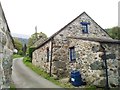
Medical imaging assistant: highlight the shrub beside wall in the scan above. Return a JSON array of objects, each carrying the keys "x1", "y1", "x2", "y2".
[{"x1": 29, "y1": 47, "x2": 36, "y2": 59}]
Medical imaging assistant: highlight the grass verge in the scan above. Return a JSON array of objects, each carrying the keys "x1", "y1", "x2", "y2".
[
  {"x1": 10, "y1": 82, "x2": 16, "y2": 90},
  {"x1": 12, "y1": 54, "x2": 22, "y2": 59}
]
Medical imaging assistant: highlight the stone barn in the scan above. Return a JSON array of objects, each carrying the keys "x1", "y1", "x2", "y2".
[{"x1": 32, "y1": 12, "x2": 120, "y2": 87}]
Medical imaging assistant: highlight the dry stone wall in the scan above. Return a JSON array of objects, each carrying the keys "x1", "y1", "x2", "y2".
[
  {"x1": 0, "y1": 17, "x2": 14, "y2": 89},
  {"x1": 0, "y1": 3, "x2": 14, "y2": 89},
  {"x1": 51, "y1": 38, "x2": 69, "y2": 78},
  {"x1": 67, "y1": 38, "x2": 106, "y2": 86},
  {"x1": 68, "y1": 38, "x2": 120, "y2": 87},
  {"x1": 102, "y1": 43, "x2": 120, "y2": 87},
  {"x1": 32, "y1": 41, "x2": 51, "y2": 73}
]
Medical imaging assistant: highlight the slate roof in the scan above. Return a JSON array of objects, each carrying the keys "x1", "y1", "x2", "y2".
[
  {"x1": 67, "y1": 37, "x2": 120, "y2": 44},
  {"x1": 35, "y1": 12, "x2": 115, "y2": 50},
  {"x1": 0, "y1": 2, "x2": 15, "y2": 48},
  {"x1": 0, "y1": 2, "x2": 10, "y2": 32}
]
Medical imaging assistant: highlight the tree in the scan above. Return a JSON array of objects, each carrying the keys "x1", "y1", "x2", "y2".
[
  {"x1": 22, "y1": 44, "x2": 27, "y2": 56},
  {"x1": 13, "y1": 37, "x2": 23, "y2": 54},
  {"x1": 27, "y1": 32, "x2": 47, "y2": 58},
  {"x1": 28, "y1": 32, "x2": 47, "y2": 47},
  {"x1": 106, "y1": 26, "x2": 120, "y2": 40}
]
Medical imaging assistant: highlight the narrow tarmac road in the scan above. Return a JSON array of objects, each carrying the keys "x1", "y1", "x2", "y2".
[{"x1": 12, "y1": 58, "x2": 61, "y2": 88}]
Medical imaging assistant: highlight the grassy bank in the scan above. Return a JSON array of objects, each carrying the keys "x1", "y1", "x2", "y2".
[{"x1": 12, "y1": 54, "x2": 22, "y2": 59}]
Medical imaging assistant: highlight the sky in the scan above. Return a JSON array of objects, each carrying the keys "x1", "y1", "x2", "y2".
[
  {"x1": 0, "y1": 0, "x2": 119, "y2": 37},
  {"x1": 118, "y1": 1, "x2": 120, "y2": 27}
]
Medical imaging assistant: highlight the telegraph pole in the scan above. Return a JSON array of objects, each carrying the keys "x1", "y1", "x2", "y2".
[{"x1": 35, "y1": 26, "x2": 38, "y2": 41}]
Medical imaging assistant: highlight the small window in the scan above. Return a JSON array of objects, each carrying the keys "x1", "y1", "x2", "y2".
[
  {"x1": 47, "y1": 48, "x2": 49, "y2": 62},
  {"x1": 82, "y1": 25, "x2": 88, "y2": 33},
  {"x1": 80, "y1": 22, "x2": 90, "y2": 33},
  {"x1": 69, "y1": 47, "x2": 76, "y2": 61}
]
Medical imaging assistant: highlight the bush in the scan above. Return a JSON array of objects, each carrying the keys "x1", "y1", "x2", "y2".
[
  {"x1": 23, "y1": 56, "x2": 32, "y2": 62},
  {"x1": 28, "y1": 47, "x2": 36, "y2": 58},
  {"x1": 18, "y1": 50, "x2": 23, "y2": 56}
]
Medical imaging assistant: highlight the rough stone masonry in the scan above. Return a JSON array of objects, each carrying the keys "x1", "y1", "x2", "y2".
[{"x1": 0, "y1": 3, "x2": 14, "y2": 89}]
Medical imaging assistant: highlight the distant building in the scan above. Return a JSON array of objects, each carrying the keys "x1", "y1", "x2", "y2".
[{"x1": 32, "y1": 12, "x2": 120, "y2": 87}]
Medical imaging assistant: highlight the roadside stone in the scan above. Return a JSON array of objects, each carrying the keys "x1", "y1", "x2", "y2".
[
  {"x1": 93, "y1": 77, "x2": 105, "y2": 87},
  {"x1": 59, "y1": 78, "x2": 69, "y2": 83}
]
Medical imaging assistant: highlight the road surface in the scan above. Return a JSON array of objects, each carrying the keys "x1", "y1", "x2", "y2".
[{"x1": 12, "y1": 58, "x2": 61, "y2": 88}]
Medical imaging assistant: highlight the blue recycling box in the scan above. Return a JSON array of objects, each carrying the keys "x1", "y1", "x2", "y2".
[{"x1": 70, "y1": 70, "x2": 82, "y2": 86}]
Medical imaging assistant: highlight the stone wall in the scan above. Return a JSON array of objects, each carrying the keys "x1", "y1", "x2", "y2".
[
  {"x1": 67, "y1": 38, "x2": 105, "y2": 86},
  {"x1": 32, "y1": 41, "x2": 51, "y2": 73},
  {"x1": 102, "y1": 43, "x2": 120, "y2": 87},
  {"x1": 68, "y1": 38, "x2": 120, "y2": 87},
  {"x1": 0, "y1": 3, "x2": 14, "y2": 89},
  {"x1": 51, "y1": 38, "x2": 69, "y2": 78}
]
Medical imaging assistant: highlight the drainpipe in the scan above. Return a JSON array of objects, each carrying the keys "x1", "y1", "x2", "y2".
[
  {"x1": 101, "y1": 45, "x2": 109, "y2": 90},
  {"x1": 50, "y1": 38, "x2": 53, "y2": 76}
]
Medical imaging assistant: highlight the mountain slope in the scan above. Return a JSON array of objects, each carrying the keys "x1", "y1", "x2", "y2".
[
  {"x1": 12, "y1": 33, "x2": 30, "y2": 39},
  {"x1": 17, "y1": 37, "x2": 28, "y2": 45}
]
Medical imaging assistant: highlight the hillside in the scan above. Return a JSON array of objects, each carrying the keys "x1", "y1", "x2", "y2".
[
  {"x1": 105, "y1": 26, "x2": 120, "y2": 40},
  {"x1": 12, "y1": 33, "x2": 30, "y2": 39},
  {"x1": 12, "y1": 33, "x2": 29, "y2": 45},
  {"x1": 14, "y1": 37, "x2": 28, "y2": 45}
]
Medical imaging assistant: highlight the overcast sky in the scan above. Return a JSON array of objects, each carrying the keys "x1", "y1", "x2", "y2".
[{"x1": 1, "y1": 0, "x2": 119, "y2": 37}]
